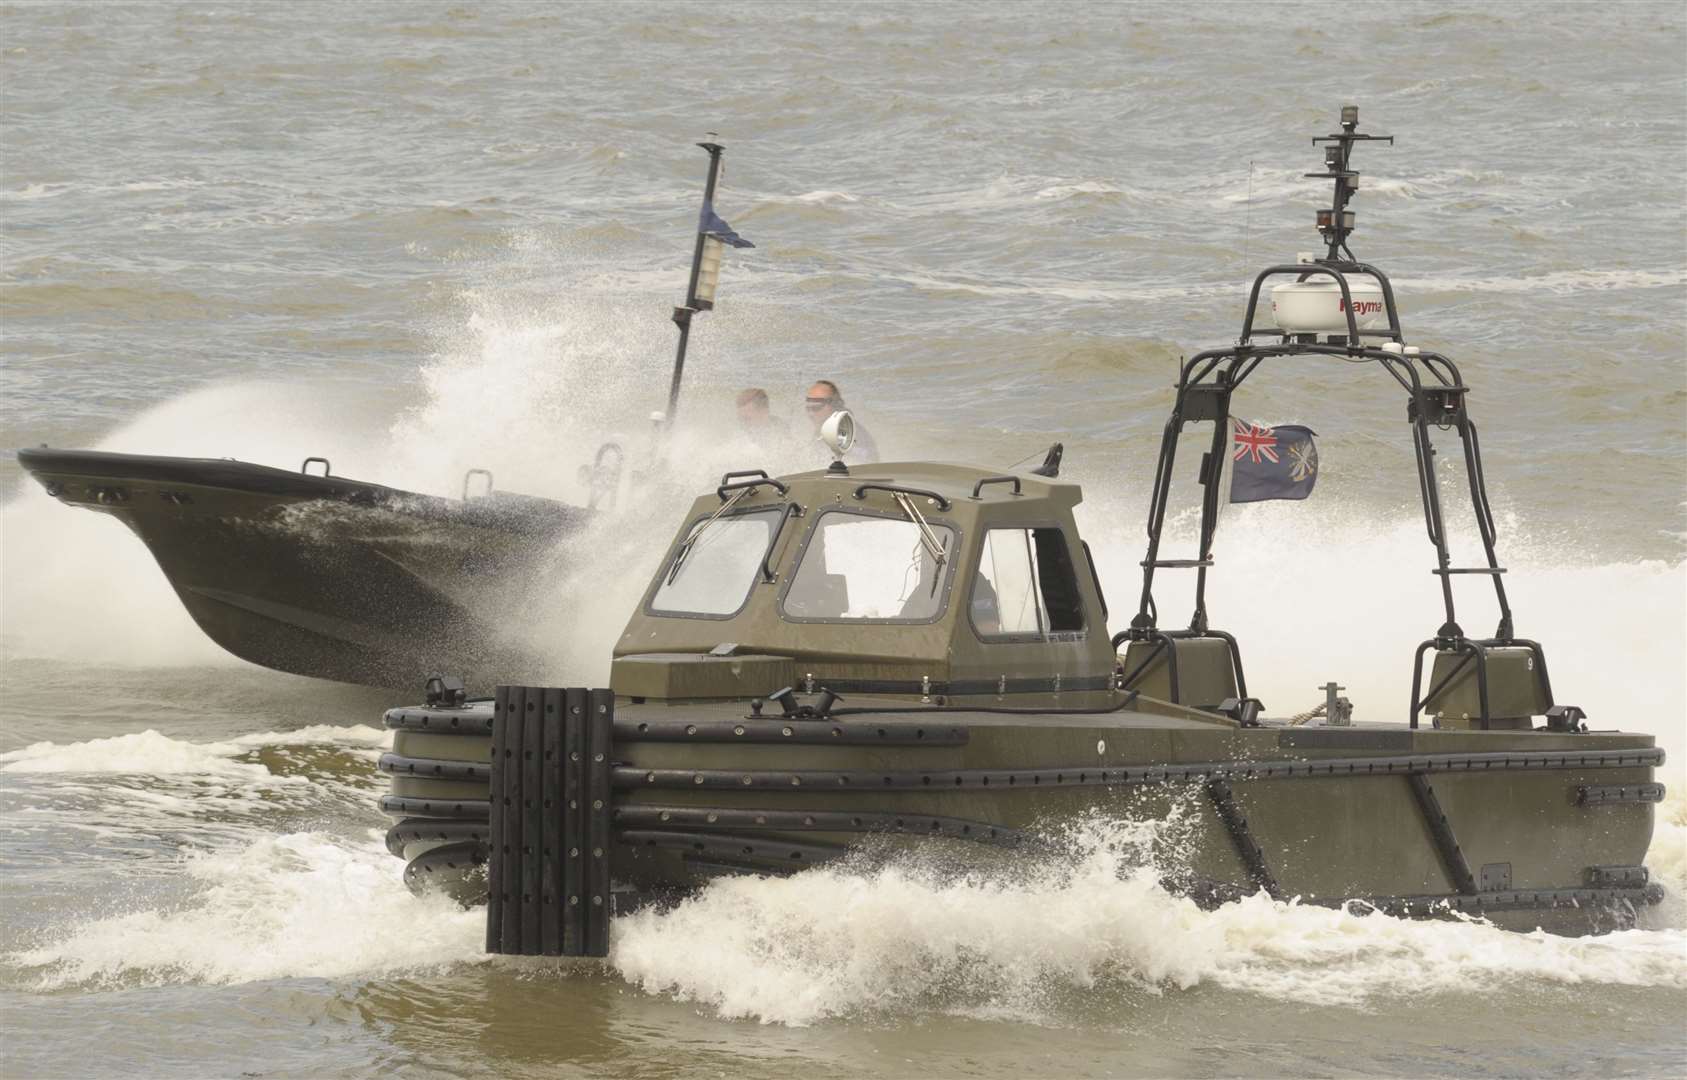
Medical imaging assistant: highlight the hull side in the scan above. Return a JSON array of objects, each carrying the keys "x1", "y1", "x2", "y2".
[
  {"x1": 378, "y1": 699, "x2": 1663, "y2": 937},
  {"x1": 18, "y1": 448, "x2": 590, "y2": 689}
]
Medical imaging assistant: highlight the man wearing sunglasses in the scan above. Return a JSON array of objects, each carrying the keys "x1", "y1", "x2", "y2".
[{"x1": 803, "y1": 379, "x2": 880, "y2": 464}]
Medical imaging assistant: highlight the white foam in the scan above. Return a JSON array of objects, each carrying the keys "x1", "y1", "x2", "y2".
[
  {"x1": 0, "y1": 181, "x2": 66, "y2": 201},
  {"x1": 0, "y1": 724, "x2": 389, "y2": 777},
  {"x1": 1643, "y1": 787, "x2": 1687, "y2": 930},
  {"x1": 226, "y1": 723, "x2": 390, "y2": 749},
  {"x1": 1081, "y1": 502, "x2": 1687, "y2": 768},
  {"x1": 10, "y1": 832, "x2": 484, "y2": 989},
  {"x1": 789, "y1": 190, "x2": 859, "y2": 204},
  {"x1": 1034, "y1": 181, "x2": 1125, "y2": 201},
  {"x1": 0, "y1": 730, "x2": 279, "y2": 779},
  {"x1": 1, "y1": 380, "x2": 391, "y2": 666},
  {"x1": 611, "y1": 815, "x2": 1687, "y2": 1026}
]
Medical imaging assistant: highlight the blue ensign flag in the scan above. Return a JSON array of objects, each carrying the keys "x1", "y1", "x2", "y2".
[
  {"x1": 1229, "y1": 419, "x2": 1318, "y2": 503},
  {"x1": 700, "y1": 200, "x2": 754, "y2": 248}
]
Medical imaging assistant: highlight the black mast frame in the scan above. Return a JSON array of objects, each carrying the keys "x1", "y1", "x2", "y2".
[
  {"x1": 666, "y1": 141, "x2": 728, "y2": 423},
  {"x1": 1122, "y1": 108, "x2": 1554, "y2": 729}
]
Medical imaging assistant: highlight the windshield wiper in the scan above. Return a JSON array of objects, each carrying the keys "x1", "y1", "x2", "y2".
[
  {"x1": 892, "y1": 491, "x2": 948, "y2": 573},
  {"x1": 667, "y1": 488, "x2": 748, "y2": 585}
]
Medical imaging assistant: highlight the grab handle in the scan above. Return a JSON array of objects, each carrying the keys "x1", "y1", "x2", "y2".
[
  {"x1": 970, "y1": 475, "x2": 1022, "y2": 499},
  {"x1": 464, "y1": 468, "x2": 494, "y2": 500}
]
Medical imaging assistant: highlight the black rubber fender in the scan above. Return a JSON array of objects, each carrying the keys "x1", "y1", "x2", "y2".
[
  {"x1": 379, "y1": 794, "x2": 489, "y2": 820},
  {"x1": 385, "y1": 818, "x2": 490, "y2": 858},
  {"x1": 402, "y1": 839, "x2": 486, "y2": 895},
  {"x1": 384, "y1": 705, "x2": 495, "y2": 736},
  {"x1": 378, "y1": 752, "x2": 492, "y2": 782}
]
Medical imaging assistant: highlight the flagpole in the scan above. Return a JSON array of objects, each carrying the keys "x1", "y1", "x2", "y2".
[{"x1": 666, "y1": 141, "x2": 725, "y2": 424}]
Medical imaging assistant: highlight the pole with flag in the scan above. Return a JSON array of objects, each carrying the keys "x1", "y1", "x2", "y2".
[{"x1": 665, "y1": 140, "x2": 754, "y2": 424}]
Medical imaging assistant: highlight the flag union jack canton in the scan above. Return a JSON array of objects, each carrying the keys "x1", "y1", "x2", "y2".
[{"x1": 1229, "y1": 419, "x2": 1318, "y2": 503}]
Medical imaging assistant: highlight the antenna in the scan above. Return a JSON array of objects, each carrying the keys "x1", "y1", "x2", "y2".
[
  {"x1": 1242, "y1": 159, "x2": 1255, "y2": 269},
  {"x1": 1306, "y1": 104, "x2": 1392, "y2": 263}
]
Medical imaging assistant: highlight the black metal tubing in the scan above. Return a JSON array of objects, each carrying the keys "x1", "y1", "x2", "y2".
[
  {"x1": 587, "y1": 443, "x2": 624, "y2": 511},
  {"x1": 1082, "y1": 540, "x2": 1109, "y2": 622},
  {"x1": 1205, "y1": 779, "x2": 1281, "y2": 898},
  {"x1": 378, "y1": 752, "x2": 490, "y2": 782},
  {"x1": 379, "y1": 795, "x2": 489, "y2": 820},
  {"x1": 301, "y1": 456, "x2": 331, "y2": 477},
  {"x1": 620, "y1": 830, "x2": 847, "y2": 867},
  {"x1": 1132, "y1": 348, "x2": 1231, "y2": 627},
  {"x1": 1410, "y1": 636, "x2": 1552, "y2": 730},
  {"x1": 757, "y1": 502, "x2": 803, "y2": 583},
  {"x1": 970, "y1": 475, "x2": 1022, "y2": 499},
  {"x1": 1346, "y1": 262, "x2": 1405, "y2": 341},
  {"x1": 1578, "y1": 784, "x2": 1667, "y2": 805},
  {"x1": 1116, "y1": 632, "x2": 1179, "y2": 703},
  {"x1": 1338, "y1": 884, "x2": 1662, "y2": 917},
  {"x1": 613, "y1": 805, "x2": 1032, "y2": 847},
  {"x1": 1130, "y1": 325, "x2": 1528, "y2": 724},
  {"x1": 717, "y1": 476, "x2": 789, "y2": 501},
  {"x1": 387, "y1": 819, "x2": 487, "y2": 858},
  {"x1": 852, "y1": 483, "x2": 952, "y2": 512},
  {"x1": 1409, "y1": 638, "x2": 1488, "y2": 729},
  {"x1": 1190, "y1": 364, "x2": 1239, "y2": 632},
  {"x1": 617, "y1": 745, "x2": 1664, "y2": 793},
  {"x1": 384, "y1": 706, "x2": 496, "y2": 735},
  {"x1": 620, "y1": 718, "x2": 969, "y2": 746},
  {"x1": 1115, "y1": 629, "x2": 1248, "y2": 710},
  {"x1": 819, "y1": 674, "x2": 1118, "y2": 701},
  {"x1": 1407, "y1": 773, "x2": 1478, "y2": 894},
  {"x1": 1238, "y1": 265, "x2": 1364, "y2": 345},
  {"x1": 1184, "y1": 627, "x2": 1250, "y2": 700},
  {"x1": 666, "y1": 142, "x2": 725, "y2": 422}
]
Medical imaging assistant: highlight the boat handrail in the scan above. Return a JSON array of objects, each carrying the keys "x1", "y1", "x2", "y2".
[{"x1": 852, "y1": 483, "x2": 952, "y2": 512}]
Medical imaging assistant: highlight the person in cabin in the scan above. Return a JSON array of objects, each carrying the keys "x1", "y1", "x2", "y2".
[
  {"x1": 803, "y1": 379, "x2": 880, "y2": 464},
  {"x1": 735, "y1": 387, "x2": 791, "y2": 450}
]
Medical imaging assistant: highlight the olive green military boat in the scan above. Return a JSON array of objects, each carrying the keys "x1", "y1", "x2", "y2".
[{"x1": 376, "y1": 109, "x2": 1665, "y2": 954}]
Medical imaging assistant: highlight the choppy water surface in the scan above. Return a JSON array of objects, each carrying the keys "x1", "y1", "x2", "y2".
[{"x1": 2, "y1": 2, "x2": 1685, "y2": 1077}]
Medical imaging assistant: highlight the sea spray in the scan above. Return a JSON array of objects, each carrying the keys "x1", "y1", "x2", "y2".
[
  {"x1": 1078, "y1": 490, "x2": 1687, "y2": 767},
  {"x1": 0, "y1": 380, "x2": 394, "y2": 666},
  {"x1": 609, "y1": 810, "x2": 1687, "y2": 1027},
  {"x1": 0, "y1": 724, "x2": 390, "y2": 775},
  {"x1": 4, "y1": 724, "x2": 1683, "y2": 1023},
  {"x1": 9, "y1": 831, "x2": 485, "y2": 990}
]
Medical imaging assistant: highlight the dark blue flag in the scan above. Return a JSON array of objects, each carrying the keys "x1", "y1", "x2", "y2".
[
  {"x1": 700, "y1": 200, "x2": 754, "y2": 248},
  {"x1": 1229, "y1": 419, "x2": 1318, "y2": 503}
]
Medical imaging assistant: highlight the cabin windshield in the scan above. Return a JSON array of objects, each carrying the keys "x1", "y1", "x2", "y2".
[
  {"x1": 650, "y1": 508, "x2": 782, "y2": 617},
  {"x1": 781, "y1": 510, "x2": 955, "y2": 622}
]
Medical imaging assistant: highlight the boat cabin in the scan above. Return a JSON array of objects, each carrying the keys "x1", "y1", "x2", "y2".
[{"x1": 612, "y1": 461, "x2": 1122, "y2": 707}]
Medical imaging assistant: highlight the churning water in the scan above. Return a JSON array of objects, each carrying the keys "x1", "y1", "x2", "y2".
[{"x1": 2, "y1": 2, "x2": 1684, "y2": 1076}]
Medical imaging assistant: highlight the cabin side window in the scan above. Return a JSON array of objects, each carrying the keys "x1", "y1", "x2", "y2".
[
  {"x1": 970, "y1": 527, "x2": 1086, "y2": 641},
  {"x1": 649, "y1": 508, "x2": 782, "y2": 618},
  {"x1": 780, "y1": 510, "x2": 956, "y2": 622}
]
